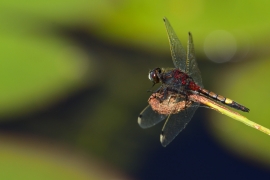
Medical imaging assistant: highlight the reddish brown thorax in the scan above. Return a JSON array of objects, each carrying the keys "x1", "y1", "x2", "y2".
[
  {"x1": 172, "y1": 69, "x2": 189, "y2": 85},
  {"x1": 171, "y1": 69, "x2": 200, "y2": 91},
  {"x1": 188, "y1": 81, "x2": 200, "y2": 91}
]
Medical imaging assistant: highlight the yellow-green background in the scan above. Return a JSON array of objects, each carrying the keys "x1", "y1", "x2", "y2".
[{"x1": 0, "y1": 0, "x2": 270, "y2": 179}]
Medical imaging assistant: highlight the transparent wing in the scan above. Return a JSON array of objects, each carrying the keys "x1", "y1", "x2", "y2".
[
  {"x1": 187, "y1": 32, "x2": 203, "y2": 87},
  {"x1": 163, "y1": 17, "x2": 187, "y2": 72},
  {"x1": 138, "y1": 105, "x2": 168, "y2": 129},
  {"x1": 160, "y1": 103, "x2": 199, "y2": 147}
]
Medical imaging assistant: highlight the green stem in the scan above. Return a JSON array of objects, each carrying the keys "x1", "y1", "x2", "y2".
[{"x1": 190, "y1": 94, "x2": 270, "y2": 136}]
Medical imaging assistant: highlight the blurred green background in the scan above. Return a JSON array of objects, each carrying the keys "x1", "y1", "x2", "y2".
[{"x1": 0, "y1": 0, "x2": 270, "y2": 179}]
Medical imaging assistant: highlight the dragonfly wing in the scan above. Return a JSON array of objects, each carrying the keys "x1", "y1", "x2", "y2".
[
  {"x1": 187, "y1": 32, "x2": 203, "y2": 87},
  {"x1": 160, "y1": 103, "x2": 199, "y2": 147},
  {"x1": 163, "y1": 17, "x2": 187, "y2": 72},
  {"x1": 138, "y1": 105, "x2": 168, "y2": 129}
]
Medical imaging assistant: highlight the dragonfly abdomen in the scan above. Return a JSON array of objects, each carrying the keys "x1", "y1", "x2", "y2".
[{"x1": 199, "y1": 88, "x2": 250, "y2": 112}]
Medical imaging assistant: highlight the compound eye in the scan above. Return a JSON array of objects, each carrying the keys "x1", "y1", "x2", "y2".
[{"x1": 148, "y1": 68, "x2": 161, "y2": 84}]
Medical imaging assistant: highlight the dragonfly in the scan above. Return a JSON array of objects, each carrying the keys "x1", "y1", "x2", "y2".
[{"x1": 138, "y1": 17, "x2": 249, "y2": 147}]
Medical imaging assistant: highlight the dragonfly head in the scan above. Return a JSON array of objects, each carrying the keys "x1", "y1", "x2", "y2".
[{"x1": 148, "y1": 68, "x2": 161, "y2": 85}]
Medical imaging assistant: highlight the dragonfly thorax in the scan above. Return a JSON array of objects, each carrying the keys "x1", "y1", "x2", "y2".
[{"x1": 148, "y1": 68, "x2": 162, "y2": 85}]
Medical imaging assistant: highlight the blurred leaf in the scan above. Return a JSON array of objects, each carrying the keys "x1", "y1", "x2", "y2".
[
  {"x1": 0, "y1": 133, "x2": 130, "y2": 180},
  {"x1": 1, "y1": 0, "x2": 270, "y2": 55},
  {"x1": 0, "y1": 0, "x2": 111, "y2": 23},
  {"x1": 0, "y1": 26, "x2": 93, "y2": 118}
]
